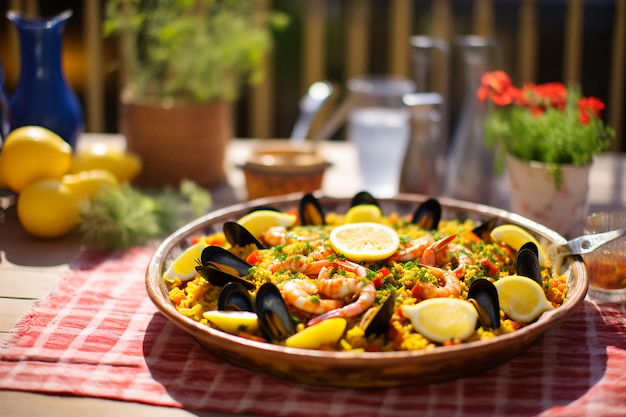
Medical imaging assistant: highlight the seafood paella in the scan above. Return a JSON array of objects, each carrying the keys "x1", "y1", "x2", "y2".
[{"x1": 162, "y1": 193, "x2": 568, "y2": 352}]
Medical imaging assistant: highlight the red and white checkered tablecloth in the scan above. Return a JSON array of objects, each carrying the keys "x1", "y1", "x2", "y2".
[{"x1": 1, "y1": 247, "x2": 625, "y2": 417}]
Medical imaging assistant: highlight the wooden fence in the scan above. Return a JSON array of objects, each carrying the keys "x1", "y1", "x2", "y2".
[{"x1": 3, "y1": 0, "x2": 624, "y2": 150}]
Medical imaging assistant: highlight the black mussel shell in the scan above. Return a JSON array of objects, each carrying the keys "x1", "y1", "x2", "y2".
[
  {"x1": 255, "y1": 282, "x2": 296, "y2": 341},
  {"x1": 361, "y1": 289, "x2": 397, "y2": 337},
  {"x1": 471, "y1": 217, "x2": 498, "y2": 242},
  {"x1": 411, "y1": 198, "x2": 441, "y2": 230},
  {"x1": 223, "y1": 221, "x2": 265, "y2": 255},
  {"x1": 515, "y1": 243, "x2": 542, "y2": 286},
  {"x1": 218, "y1": 282, "x2": 256, "y2": 312},
  {"x1": 196, "y1": 246, "x2": 255, "y2": 290},
  {"x1": 468, "y1": 279, "x2": 501, "y2": 330},
  {"x1": 351, "y1": 191, "x2": 380, "y2": 207},
  {"x1": 299, "y1": 193, "x2": 325, "y2": 225}
]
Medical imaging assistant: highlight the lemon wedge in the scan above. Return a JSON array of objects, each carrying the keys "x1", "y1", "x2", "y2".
[
  {"x1": 490, "y1": 224, "x2": 548, "y2": 266},
  {"x1": 494, "y1": 275, "x2": 554, "y2": 323},
  {"x1": 236, "y1": 210, "x2": 297, "y2": 238},
  {"x1": 285, "y1": 318, "x2": 347, "y2": 349},
  {"x1": 329, "y1": 222, "x2": 400, "y2": 262},
  {"x1": 163, "y1": 240, "x2": 208, "y2": 283},
  {"x1": 401, "y1": 299, "x2": 478, "y2": 343},
  {"x1": 203, "y1": 311, "x2": 259, "y2": 334},
  {"x1": 344, "y1": 204, "x2": 383, "y2": 224}
]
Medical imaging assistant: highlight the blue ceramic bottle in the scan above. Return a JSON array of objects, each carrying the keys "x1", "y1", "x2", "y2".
[
  {"x1": 7, "y1": 10, "x2": 83, "y2": 148},
  {"x1": 0, "y1": 63, "x2": 10, "y2": 146}
]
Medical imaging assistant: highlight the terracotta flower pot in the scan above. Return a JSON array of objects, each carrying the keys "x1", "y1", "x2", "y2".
[
  {"x1": 119, "y1": 95, "x2": 232, "y2": 188},
  {"x1": 505, "y1": 153, "x2": 591, "y2": 238}
]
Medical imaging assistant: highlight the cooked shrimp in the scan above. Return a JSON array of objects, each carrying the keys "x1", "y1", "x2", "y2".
[
  {"x1": 420, "y1": 234, "x2": 457, "y2": 266},
  {"x1": 307, "y1": 259, "x2": 376, "y2": 326},
  {"x1": 272, "y1": 254, "x2": 330, "y2": 276},
  {"x1": 269, "y1": 240, "x2": 334, "y2": 276},
  {"x1": 388, "y1": 235, "x2": 434, "y2": 262},
  {"x1": 411, "y1": 266, "x2": 461, "y2": 301},
  {"x1": 262, "y1": 226, "x2": 289, "y2": 246},
  {"x1": 280, "y1": 279, "x2": 342, "y2": 315}
]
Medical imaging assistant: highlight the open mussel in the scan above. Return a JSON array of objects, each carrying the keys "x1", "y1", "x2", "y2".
[
  {"x1": 223, "y1": 221, "x2": 265, "y2": 259},
  {"x1": 411, "y1": 198, "x2": 441, "y2": 230},
  {"x1": 255, "y1": 282, "x2": 296, "y2": 341},
  {"x1": 218, "y1": 282, "x2": 256, "y2": 312},
  {"x1": 471, "y1": 217, "x2": 498, "y2": 242},
  {"x1": 351, "y1": 191, "x2": 380, "y2": 207},
  {"x1": 299, "y1": 193, "x2": 326, "y2": 225},
  {"x1": 515, "y1": 242, "x2": 542, "y2": 285},
  {"x1": 360, "y1": 289, "x2": 397, "y2": 337},
  {"x1": 468, "y1": 279, "x2": 501, "y2": 330},
  {"x1": 196, "y1": 246, "x2": 256, "y2": 290}
]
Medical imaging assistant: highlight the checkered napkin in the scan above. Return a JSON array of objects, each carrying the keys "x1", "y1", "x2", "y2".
[{"x1": 1, "y1": 247, "x2": 625, "y2": 417}]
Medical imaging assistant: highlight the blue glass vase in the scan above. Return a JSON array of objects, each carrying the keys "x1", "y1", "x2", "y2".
[{"x1": 7, "y1": 10, "x2": 83, "y2": 148}]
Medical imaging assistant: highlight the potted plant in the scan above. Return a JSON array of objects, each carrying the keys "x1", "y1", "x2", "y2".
[
  {"x1": 103, "y1": 0, "x2": 287, "y2": 188},
  {"x1": 477, "y1": 70, "x2": 615, "y2": 237}
]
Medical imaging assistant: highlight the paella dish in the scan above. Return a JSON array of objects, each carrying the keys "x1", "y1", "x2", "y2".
[{"x1": 162, "y1": 192, "x2": 568, "y2": 353}]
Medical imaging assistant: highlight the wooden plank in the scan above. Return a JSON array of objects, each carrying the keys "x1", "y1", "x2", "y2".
[
  {"x1": 609, "y1": 0, "x2": 625, "y2": 151},
  {"x1": 563, "y1": 0, "x2": 583, "y2": 85},
  {"x1": 472, "y1": 0, "x2": 495, "y2": 38},
  {"x1": 0, "y1": 298, "x2": 33, "y2": 333},
  {"x1": 517, "y1": 0, "x2": 537, "y2": 82},
  {"x1": 302, "y1": 0, "x2": 326, "y2": 90},
  {"x1": 84, "y1": 0, "x2": 104, "y2": 132},
  {"x1": 0, "y1": 391, "x2": 260, "y2": 417},
  {"x1": 248, "y1": 0, "x2": 274, "y2": 139},
  {"x1": 345, "y1": 0, "x2": 370, "y2": 79},
  {"x1": 430, "y1": 0, "x2": 453, "y2": 42},
  {"x1": 388, "y1": 0, "x2": 412, "y2": 77}
]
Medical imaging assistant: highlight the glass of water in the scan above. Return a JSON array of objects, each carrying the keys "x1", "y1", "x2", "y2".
[{"x1": 346, "y1": 76, "x2": 415, "y2": 198}]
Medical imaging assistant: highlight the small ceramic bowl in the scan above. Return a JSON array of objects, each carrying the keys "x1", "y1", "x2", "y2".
[{"x1": 239, "y1": 143, "x2": 330, "y2": 200}]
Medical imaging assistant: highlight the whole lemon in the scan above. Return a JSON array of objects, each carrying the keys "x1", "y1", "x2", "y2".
[
  {"x1": 70, "y1": 144, "x2": 142, "y2": 183},
  {"x1": 17, "y1": 179, "x2": 81, "y2": 239},
  {"x1": 62, "y1": 169, "x2": 120, "y2": 200},
  {"x1": 1, "y1": 126, "x2": 72, "y2": 192}
]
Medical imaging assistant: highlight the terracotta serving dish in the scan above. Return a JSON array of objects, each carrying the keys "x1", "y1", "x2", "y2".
[
  {"x1": 239, "y1": 143, "x2": 330, "y2": 200},
  {"x1": 145, "y1": 194, "x2": 588, "y2": 388}
]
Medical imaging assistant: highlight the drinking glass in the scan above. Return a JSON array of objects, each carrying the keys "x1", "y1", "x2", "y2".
[
  {"x1": 583, "y1": 211, "x2": 626, "y2": 303},
  {"x1": 346, "y1": 76, "x2": 415, "y2": 198}
]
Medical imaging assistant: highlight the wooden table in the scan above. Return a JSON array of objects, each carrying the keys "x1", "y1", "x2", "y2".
[{"x1": 1, "y1": 134, "x2": 625, "y2": 417}]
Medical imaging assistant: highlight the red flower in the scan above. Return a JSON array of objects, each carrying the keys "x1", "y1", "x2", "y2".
[
  {"x1": 578, "y1": 97, "x2": 605, "y2": 124},
  {"x1": 477, "y1": 70, "x2": 517, "y2": 106},
  {"x1": 515, "y1": 82, "x2": 567, "y2": 116}
]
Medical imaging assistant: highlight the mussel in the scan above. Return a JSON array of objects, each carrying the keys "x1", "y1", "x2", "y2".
[
  {"x1": 351, "y1": 191, "x2": 380, "y2": 207},
  {"x1": 299, "y1": 193, "x2": 326, "y2": 225},
  {"x1": 215, "y1": 281, "x2": 296, "y2": 342},
  {"x1": 223, "y1": 221, "x2": 265, "y2": 259},
  {"x1": 360, "y1": 289, "x2": 397, "y2": 336},
  {"x1": 255, "y1": 282, "x2": 297, "y2": 341},
  {"x1": 411, "y1": 198, "x2": 441, "y2": 230},
  {"x1": 471, "y1": 217, "x2": 498, "y2": 242},
  {"x1": 468, "y1": 279, "x2": 501, "y2": 330},
  {"x1": 195, "y1": 245, "x2": 256, "y2": 290},
  {"x1": 218, "y1": 281, "x2": 256, "y2": 312},
  {"x1": 515, "y1": 242, "x2": 542, "y2": 286}
]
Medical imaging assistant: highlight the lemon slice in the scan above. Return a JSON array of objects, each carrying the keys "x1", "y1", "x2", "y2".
[
  {"x1": 401, "y1": 299, "x2": 478, "y2": 343},
  {"x1": 163, "y1": 240, "x2": 208, "y2": 283},
  {"x1": 203, "y1": 311, "x2": 259, "y2": 334},
  {"x1": 344, "y1": 204, "x2": 382, "y2": 224},
  {"x1": 329, "y1": 222, "x2": 400, "y2": 262},
  {"x1": 285, "y1": 318, "x2": 347, "y2": 349},
  {"x1": 490, "y1": 224, "x2": 548, "y2": 265},
  {"x1": 494, "y1": 275, "x2": 554, "y2": 323},
  {"x1": 236, "y1": 210, "x2": 297, "y2": 238}
]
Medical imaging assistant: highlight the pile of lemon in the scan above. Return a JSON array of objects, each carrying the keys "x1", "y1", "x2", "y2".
[{"x1": 0, "y1": 126, "x2": 142, "y2": 239}]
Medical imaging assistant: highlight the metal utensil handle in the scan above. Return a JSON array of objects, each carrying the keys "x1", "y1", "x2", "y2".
[{"x1": 548, "y1": 228, "x2": 626, "y2": 260}]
